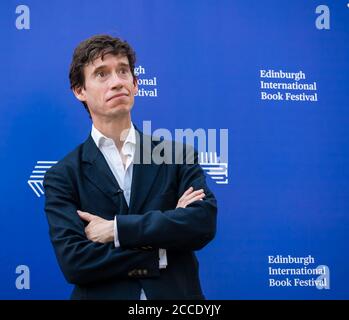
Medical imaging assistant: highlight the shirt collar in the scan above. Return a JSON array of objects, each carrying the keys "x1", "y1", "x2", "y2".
[{"x1": 91, "y1": 122, "x2": 136, "y2": 156}]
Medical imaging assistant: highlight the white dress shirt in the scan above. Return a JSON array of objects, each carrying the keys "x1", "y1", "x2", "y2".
[{"x1": 91, "y1": 123, "x2": 167, "y2": 300}]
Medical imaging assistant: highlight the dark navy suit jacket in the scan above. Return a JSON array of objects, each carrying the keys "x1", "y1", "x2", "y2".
[{"x1": 43, "y1": 129, "x2": 217, "y2": 300}]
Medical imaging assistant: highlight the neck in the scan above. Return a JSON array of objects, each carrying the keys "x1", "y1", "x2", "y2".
[{"x1": 92, "y1": 114, "x2": 132, "y2": 151}]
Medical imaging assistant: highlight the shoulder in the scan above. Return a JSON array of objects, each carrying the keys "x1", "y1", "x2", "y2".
[{"x1": 44, "y1": 141, "x2": 85, "y2": 179}]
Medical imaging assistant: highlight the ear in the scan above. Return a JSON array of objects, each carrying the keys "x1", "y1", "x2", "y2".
[{"x1": 72, "y1": 86, "x2": 87, "y2": 103}]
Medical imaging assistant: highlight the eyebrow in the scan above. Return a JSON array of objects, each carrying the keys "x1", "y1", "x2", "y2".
[{"x1": 91, "y1": 62, "x2": 130, "y2": 75}]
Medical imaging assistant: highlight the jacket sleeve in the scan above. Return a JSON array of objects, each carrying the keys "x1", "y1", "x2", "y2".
[
  {"x1": 117, "y1": 151, "x2": 218, "y2": 251},
  {"x1": 43, "y1": 165, "x2": 160, "y2": 286}
]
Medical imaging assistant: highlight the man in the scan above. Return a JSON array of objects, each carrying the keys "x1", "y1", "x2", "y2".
[{"x1": 43, "y1": 34, "x2": 217, "y2": 300}]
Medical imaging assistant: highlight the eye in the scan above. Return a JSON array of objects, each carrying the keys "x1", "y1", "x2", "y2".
[
  {"x1": 96, "y1": 71, "x2": 106, "y2": 78},
  {"x1": 119, "y1": 68, "x2": 129, "y2": 75}
]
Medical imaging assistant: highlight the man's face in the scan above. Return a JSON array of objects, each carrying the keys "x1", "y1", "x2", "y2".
[{"x1": 74, "y1": 53, "x2": 138, "y2": 120}]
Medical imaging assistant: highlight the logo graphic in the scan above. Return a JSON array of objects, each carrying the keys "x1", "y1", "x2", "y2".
[
  {"x1": 199, "y1": 152, "x2": 228, "y2": 184},
  {"x1": 28, "y1": 161, "x2": 57, "y2": 197}
]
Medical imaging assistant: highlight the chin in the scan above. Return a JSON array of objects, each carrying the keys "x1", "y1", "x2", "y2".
[{"x1": 109, "y1": 105, "x2": 131, "y2": 116}]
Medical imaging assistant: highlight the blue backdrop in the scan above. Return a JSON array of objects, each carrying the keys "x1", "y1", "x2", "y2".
[{"x1": 1, "y1": 0, "x2": 349, "y2": 299}]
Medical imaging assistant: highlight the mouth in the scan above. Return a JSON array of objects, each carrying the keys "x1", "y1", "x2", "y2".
[{"x1": 107, "y1": 93, "x2": 128, "y2": 101}]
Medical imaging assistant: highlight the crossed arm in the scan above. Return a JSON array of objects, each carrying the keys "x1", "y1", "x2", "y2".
[
  {"x1": 77, "y1": 187, "x2": 205, "y2": 244},
  {"x1": 44, "y1": 158, "x2": 217, "y2": 285}
]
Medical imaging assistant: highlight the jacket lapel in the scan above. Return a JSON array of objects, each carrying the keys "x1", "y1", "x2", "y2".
[
  {"x1": 81, "y1": 130, "x2": 161, "y2": 215},
  {"x1": 81, "y1": 135, "x2": 128, "y2": 211},
  {"x1": 128, "y1": 130, "x2": 161, "y2": 214}
]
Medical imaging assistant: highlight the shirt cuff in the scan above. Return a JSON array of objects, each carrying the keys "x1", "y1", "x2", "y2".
[
  {"x1": 114, "y1": 215, "x2": 120, "y2": 248},
  {"x1": 159, "y1": 249, "x2": 167, "y2": 269}
]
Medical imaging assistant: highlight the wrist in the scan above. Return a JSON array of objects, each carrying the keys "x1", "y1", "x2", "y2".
[{"x1": 108, "y1": 220, "x2": 115, "y2": 242}]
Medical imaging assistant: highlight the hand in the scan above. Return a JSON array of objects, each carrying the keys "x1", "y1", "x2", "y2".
[
  {"x1": 176, "y1": 187, "x2": 205, "y2": 208},
  {"x1": 77, "y1": 210, "x2": 114, "y2": 243}
]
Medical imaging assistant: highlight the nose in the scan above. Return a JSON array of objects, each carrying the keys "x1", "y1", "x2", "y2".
[{"x1": 109, "y1": 71, "x2": 123, "y2": 90}]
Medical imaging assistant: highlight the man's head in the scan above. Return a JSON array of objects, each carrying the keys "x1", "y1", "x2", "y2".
[{"x1": 69, "y1": 34, "x2": 138, "y2": 120}]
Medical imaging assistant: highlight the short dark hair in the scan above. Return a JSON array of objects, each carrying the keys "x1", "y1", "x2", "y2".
[{"x1": 69, "y1": 34, "x2": 137, "y2": 116}]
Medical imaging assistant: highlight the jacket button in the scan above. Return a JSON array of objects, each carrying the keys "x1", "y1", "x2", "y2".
[{"x1": 128, "y1": 269, "x2": 135, "y2": 277}]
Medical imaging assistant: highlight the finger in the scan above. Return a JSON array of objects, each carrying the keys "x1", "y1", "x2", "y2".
[
  {"x1": 176, "y1": 188, "x2": 203, "y2": 208},
  {"x1": 183, "y1": 193, "x2": 205, "y2": 207},
  {"x1": 182, "y1": 187, "x2": 194, "y2": 197},
  {"x1": 182, "y1": 189, "x2": 204, "y2": 202},
  {"x1": 77, "y1": 210, "x2": 95, "y2": 222},
  {"x1": 178, "y1": 187, "x2": 193, "y2": 202},
  {"x1": 176, "y1": 201, "x2": 184, "y2": 209},
  {"x1": 190, "y1": 193, "x2": 205, "y2": 202},
  {"x1": 176, "y1": 198, "x2": 187, "y2": 209}
]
